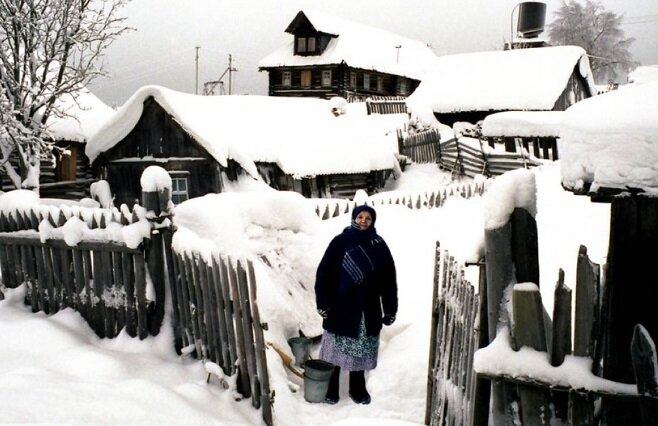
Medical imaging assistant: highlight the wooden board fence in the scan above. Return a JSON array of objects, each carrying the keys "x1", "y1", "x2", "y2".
[
  {"x1": 399, "y1": 129, "x2": 544, "y2": 178},
  {"x1": 426, "y1": 242, "x2": 480, "y2": 426},
  {"x1": 0, "y1": 206, "x2": 154, "y2": 339},
  {"x1": 170, "y1": 251, "x2": 273, "y2": 425}
]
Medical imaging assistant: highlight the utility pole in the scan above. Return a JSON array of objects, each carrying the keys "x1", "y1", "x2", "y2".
[
  {"x1": 227, "y1": 54, "x2": 238, "y2": 95},
  {"x1": 195, "y1": 46, "x2": 200, "y2": 94}
]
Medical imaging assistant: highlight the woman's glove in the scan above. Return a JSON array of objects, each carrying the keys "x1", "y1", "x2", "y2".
[
  {"x1": 382, "y1": 314, "x2": 396, "y2": 326},
  {"x1": 317, "y1": 308, "x2": 328, "y2": 319}
]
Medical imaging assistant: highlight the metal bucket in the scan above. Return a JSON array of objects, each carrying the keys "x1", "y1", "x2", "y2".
[
  {"x1": 303, "y1": 359, "x2": 335, "y2": 403},
  {"x1": 287, "y1": 336, "x2": 312, "y2": 366}
]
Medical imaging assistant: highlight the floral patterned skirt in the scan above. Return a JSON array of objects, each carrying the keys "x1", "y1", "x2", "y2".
[{"x1": 319, "y1": 317, "x2": 379, "y2": 371}]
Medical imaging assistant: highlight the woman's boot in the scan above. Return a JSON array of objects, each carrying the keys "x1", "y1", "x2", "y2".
[
  {"x1": 349, "y1": 370, "x2": 371, "y2": 404},
  {"x1": 325, "y1": 366, "x2": 340, "y2": 404}
]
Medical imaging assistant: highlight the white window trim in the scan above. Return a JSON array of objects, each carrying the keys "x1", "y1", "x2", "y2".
[
  {"x1": 322, "y1": 70, "x2": 331, "y2": 87},
  {"x1": 169, "y1": 172, "x2": 190, "y2": 205}
]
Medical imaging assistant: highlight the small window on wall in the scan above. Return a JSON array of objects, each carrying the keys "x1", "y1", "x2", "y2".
[
  {"x1": 377, "y1": 76, "x2": 383, "y2": 92},
  {"x1": 322, "y1": 70, "x2": 332, "y2": 87},
  {"x1": 307, "y1": 37, "x2": 316, "y2": 53},
  {"x1": 350, "y1": 72, "x2": 357, "y2": 88},
  {"x1": 399, "y1": 78, "x2": 408, "y2": 95},
  {"x1": 296, "y1": 37, "x2": 306, "y2": 53},
  {"x1": 363, "y1": 73, "x2": 370, "y2": 90},
  {"x1": 170, "y1": 174, "x2": 189, "y2": 205},
  {"x1": 282, "y1": 71, "x2": 291, "y2": 87}
]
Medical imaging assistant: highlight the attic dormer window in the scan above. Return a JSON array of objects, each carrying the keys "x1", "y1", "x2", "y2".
[{"x1": 295, "y1": 36, "x2": 317, "y2": 55}]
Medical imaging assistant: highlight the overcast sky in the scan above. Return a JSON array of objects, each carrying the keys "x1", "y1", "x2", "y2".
[{"x1": 89, "y1": 0, "x2": 658, "y2": 107}]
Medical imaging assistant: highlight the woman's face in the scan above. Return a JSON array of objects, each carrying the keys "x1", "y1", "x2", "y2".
[{"x1": 354, "y1": 211, "x2": 373, "y2": 230}]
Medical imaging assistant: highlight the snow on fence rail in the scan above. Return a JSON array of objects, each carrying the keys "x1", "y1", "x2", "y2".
[
  {"x1": 0, "y1": 170, "x2": 273, "y2": 425},
  {"x1": 0, "y1": 194, "x2": 159, "y2": 339},
  {"x1": 399, "y1": 129, "x2": 544, "y2": 177},
  {"x1": 310, "y1": 178, "x2": 490, "y2": 220}
]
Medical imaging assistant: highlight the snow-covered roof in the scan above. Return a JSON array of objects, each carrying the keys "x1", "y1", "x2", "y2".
[
  {"x1": 46, "y1": 88, "x2": 116, "y2": 142},
  {"x1": 86, "y1": 85, "x2": 407, "y2": 178},
  {"x1": 407, "y1": 46, "x2": 597, "y2": 115},
  {"x1": 560, "y1": 81, "x2": 658, "y2": 195},
  {"x1": 481, "y1": 111, "x2": 564, "y2": 138},
  {"x1": 258, "y1": 9, "x2": 437, "y2": 81},
  {"x1": 628, "y1": 65, "x2": 658, "y2": 85}
]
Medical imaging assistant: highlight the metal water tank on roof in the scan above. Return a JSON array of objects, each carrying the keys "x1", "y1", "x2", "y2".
[{"x1": 517, "y1": 2, "x2": 547, "y2": 38}]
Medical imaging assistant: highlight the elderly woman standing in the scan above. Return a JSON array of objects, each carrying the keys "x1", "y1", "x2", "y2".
[{"x1": 315, "y1": 204, "x2": 398, "y2": 405}]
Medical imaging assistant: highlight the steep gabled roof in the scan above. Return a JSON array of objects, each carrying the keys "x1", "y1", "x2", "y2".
[
  {"x1": 259, "y1": 9, "x2": 437, "y2": 81},
  {"x1": 407, "y1": 46, "x2": 597, "y2": 115},
  {"x1": 86, "y1": 86, "x2": 406, "y2": 178},
  {"x1": 45, "y1": 88, "x2": 116, "y2": 142}
]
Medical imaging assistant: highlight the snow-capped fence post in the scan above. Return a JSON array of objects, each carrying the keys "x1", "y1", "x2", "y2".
[
  {"x1": 482, "y1": 169, "x2": 539, "y2": 425},
  {"x1": 512, "y1": 283, "x2": 554, "y2": 425},
  {"x1": 140, "y1": 166, "x2": 175, "y2": 337}
]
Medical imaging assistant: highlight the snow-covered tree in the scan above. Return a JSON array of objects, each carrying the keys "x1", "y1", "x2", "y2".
[
  {"x1": 0, "y1": 0, "x2": 129, "y2": 190},
  {"x1": 547, "y1": 0, "x2": 637, "y2": 84}
]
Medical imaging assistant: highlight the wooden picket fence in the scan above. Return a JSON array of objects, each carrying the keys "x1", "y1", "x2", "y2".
[
  {"x1": 424, "y1": 193, "x2": 658, "y2": 425},
  {"x1": 399, "y1": 129, "x2": 543, "y2": 177},
  {"x1": 0, "y1": 180, "x2": 273, "y2": 425},
  {"x1": 0, "y1": 201, "x2": 162, "y2": 339},
  {"x1": 425, "y1": 242, "x2": 480, "y2": 426},
  {"x1": 365, "y1": 96, "x2": 407, "y2": 115},
  {"x1": 311, "y1": 179, "x2": 490, "y2": 220},
  {"x1": 170, "y1": 250, "x2": 272, "y2": 425}
]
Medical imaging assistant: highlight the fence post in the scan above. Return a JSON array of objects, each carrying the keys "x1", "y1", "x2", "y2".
[
  {"x1": 601, "y1": 196, "x2": 658, "y2": 424},
  {"x1": 631, "y1": 324, "x2": 658, "y2": 425},
  {"x1": 551, "y1": 269, "x2": 572, "y2": 422},
  {"x1": 512, "y1": 284, "x2": 553, "y2": 425},
  {"x1": 141, "y1": 166, "x2": 175, "y2": 336}
]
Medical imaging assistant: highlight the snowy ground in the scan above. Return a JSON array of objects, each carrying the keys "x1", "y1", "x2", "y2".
[{"x1": 0, "y1": 162, "x2": 610, "y2": 425}]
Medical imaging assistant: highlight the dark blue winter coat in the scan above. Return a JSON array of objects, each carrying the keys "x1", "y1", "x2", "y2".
[{"x1": 315, "y1": 206, "x2": 398, "y2": 339}]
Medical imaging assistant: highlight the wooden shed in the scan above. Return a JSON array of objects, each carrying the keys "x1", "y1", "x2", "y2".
[
  {"x1": 407, "y1": 45, "x2": 597, "y2": 127},
  {"x1": 86, "y1": 86, "x2": 405, "y2": 206},
  {"x1": 480, "y1": 110, "x2": 564, "y2": 160}
]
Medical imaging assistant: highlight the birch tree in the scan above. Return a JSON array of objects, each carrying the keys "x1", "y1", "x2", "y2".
[
  {"x1": 548, "y1": 0, "x2": 637, "y2": 84},
  {"x1": 0, "y1": 0, "x2": 129, "y2": 190}
]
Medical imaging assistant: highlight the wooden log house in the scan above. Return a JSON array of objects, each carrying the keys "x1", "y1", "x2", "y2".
[
  {"x1": 86, "y1": 86, "x2": 405, "y2": 207},
  {"x1": 258, "y1": 10, "x2": 437, "y2": 101},
  {"x1": 407, "y1": 45, "x2": 597, "y2": 127}
]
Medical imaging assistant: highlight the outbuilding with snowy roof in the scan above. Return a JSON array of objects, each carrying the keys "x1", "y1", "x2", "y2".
[
  {"x1": 258, "y1": 9, "x2": 438, "y2": 101},
  {"x1": 86, "y1": 86, "x2": 406, "y2": 207},
  {"x1": 406, "y1": 45, "x2": 597, "y2": 127}
]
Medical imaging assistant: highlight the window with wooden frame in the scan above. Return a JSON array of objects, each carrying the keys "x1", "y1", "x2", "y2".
[
  {"x1": 301, "y1": 69, "x2": 312, "y2": 88},
  {"x1": 282, "y1": 71, "x2": 291, "y2": 87},
  {"x1": 363, "y1": 73, "x2": 370, "y2": 90},
  {"x1": 377, "y1": 76, "x2": 383, "y2": 92},
  {"x1": 297, "y1": 37, "x2": 307, "y2": 54},
  {"x1": 350, "y1": 71, "x2": 357, "y2": 89},
  {"x1": 322, "y1": 70, "x2": 332, "y2": 87},
  {"x1": 399, "y1": 78, "x2": 408, "y2": 95},
  {"x1": 307, "y1": 37, "x2": 316, "y2": 53},
  {"x1": 169, "y1": 172, "x2": 190, "y2": 205}
]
